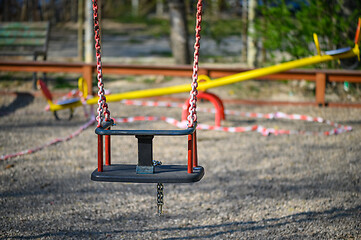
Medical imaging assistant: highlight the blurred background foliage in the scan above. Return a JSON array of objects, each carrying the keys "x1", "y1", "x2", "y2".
[
  {"x1": 255, "y1": 0, "x2": 361, "y2": 66},
  {"x1": 0, "y1": 0, "x2": 360, "y2": 68}
]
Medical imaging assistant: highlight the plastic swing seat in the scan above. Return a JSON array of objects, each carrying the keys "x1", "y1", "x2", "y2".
[
  {"x1": 91, "y1": 164, "x2": 204, "y2": 183},
  {"x1": 90, "y1": 0, "x2": 204, "y2": 187},
  {"x1": 91, "y1": 122, "x2": 205, "y2": 183}
]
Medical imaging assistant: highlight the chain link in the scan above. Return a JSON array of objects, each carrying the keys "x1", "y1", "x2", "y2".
[
  {"x1": 152, "y1": 160, "x2": 162, "y2": 166},
  {"x1": 188, "y1": 0, "x2": 203, "y2": 128},
  {"x1": 92, "y1": 0, "x2": 111, "y2": 127},
  {"x1": 157, "y1": 183, "x2": 164, "y2": 216},
  {"x1": 152, "y1": 160, "x2": 164, "y2": 215}
]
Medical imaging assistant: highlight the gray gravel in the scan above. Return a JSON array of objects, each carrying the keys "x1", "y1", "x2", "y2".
[{"x1": 1, "y1": 81, "x2": 360, "y2": 239}]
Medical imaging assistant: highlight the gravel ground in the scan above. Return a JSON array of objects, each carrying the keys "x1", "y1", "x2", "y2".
[{"x1": 0, "y1": 80, "x2": 360, "y2": 239}]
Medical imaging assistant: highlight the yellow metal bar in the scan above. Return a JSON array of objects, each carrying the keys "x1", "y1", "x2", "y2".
[
  {"x1": 48, "y1": 46, "x2": 359, "y2": 112},
  {"x1": 198, "y1": 46, "x2": 358, "y2": 91},
  {"x1": 313, "y1": 33, "x2": 321, "y2": 56},
  {"x1": 78, "y1": 77, "x2": 88, "y2": 99}
]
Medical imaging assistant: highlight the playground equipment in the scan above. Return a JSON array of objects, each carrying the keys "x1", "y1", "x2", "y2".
[
  {"x1": 90, "y1": 0, "x2": 204, "y2": 215},
  {"x1": 40, "y1": 17, "x2": 361, "y2": 116},
  {"x1": 38, "y1": 77, "x2": 88, "y2": 120}
]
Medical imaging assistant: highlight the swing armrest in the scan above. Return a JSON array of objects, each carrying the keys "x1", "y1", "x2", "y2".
[{"x1": 95, "y1": 125, "x2": 196, "y2": 136}]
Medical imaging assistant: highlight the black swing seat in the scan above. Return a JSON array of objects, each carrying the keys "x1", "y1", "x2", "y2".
[
  {"x1": 92, "y1": 124, "x2": 204, "y2": 183},
  {"x1": 95, "y1": 124, "x2": 196, "y2": 136},
  {"x1": 91, "y1": 164, "x2": 204, "y2": 183}
]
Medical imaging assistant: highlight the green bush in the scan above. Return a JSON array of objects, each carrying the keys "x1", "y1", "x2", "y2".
[{"x1": 255, "y1": 0, "x2": 361, "y2": 67}]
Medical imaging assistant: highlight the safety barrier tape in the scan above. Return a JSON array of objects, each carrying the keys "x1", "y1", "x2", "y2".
[
  {"x1": 0, "y1": 116, "x2": 95, "y2": 161},
  {"x1": 113, "y1": 115, "x2": 351, "y2": 137},
  {"x1": 0, "y1": 99, "x2": 352, "y2": 161},
  {"x1": 118, "y1": 99, "x2": 352, "y2": 136},
  {"x1": 121, "y1": 99, "x2": 184, "y2": 108}
]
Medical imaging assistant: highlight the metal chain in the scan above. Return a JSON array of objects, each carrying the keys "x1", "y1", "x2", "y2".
[
  {"x1": 152, "y1": 160, "x2": 162, "y2": 166},
  {"x1": 188, "y1": 0, "x2": 203, "y2": 128},
  {"x1": 153, "y1": 160, "x2": 164, "y2": 215},
  {"x1": 92, "y1": 0, "x2": 110, "y2": 127},
  {"x1": 157, "y1": 183, "x2": 164, "y2": 216}
]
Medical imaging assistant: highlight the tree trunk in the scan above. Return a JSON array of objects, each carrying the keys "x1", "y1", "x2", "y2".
[
  {"x1": 49, "y1": 0, "x2": 57, "y2": 23},
  {"x1": 31, "y1": 0, "x2": 40, "y2": 21},
  {"x1": 211, "y1": 0, "x2": 218, "y2": 17},
  {"x1": 3, "y1": 0, "x2": 10, "y2": 21},
  {"x1": 261, "y1": 0, "x2": 268, "y2": 64},
  {"x1": 40, "y1": 0, "x2": 46, "y2": 20},
  {"x1": 71, "y1": 0, "x2": 77, "y2": 22},
  {"x1": 78, "y1": 0, "x2": 84, "y2": 61},
  {"x1": 169, "y1": 0, "x2": 190, "y2": 65},
  {"x1": 21, "y1": 0, "x2": 28, "y2": 21},
  {"x1": 156, "y1": 0, "x2": 164, "y2": 17},
  {"x1": 247, "y1": 0, "x2": 257, "y2": 67},
  {"x1": 132, "y1": 0, "x2": 139, "y2": 16},
  {"x1": 84, "y1": 0, "x2": 94, "y2": 63},
  {"x1": 241, "y1": 0, "x2": 247, "y2": 63}
]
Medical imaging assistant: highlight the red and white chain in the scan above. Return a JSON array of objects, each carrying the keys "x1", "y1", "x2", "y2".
[
  {"x1": 92, "y1": 0, "x2": 110, "y2": 127},
  {"x1": 188, "y1": 0, "x2": 203, "y2": 128}
]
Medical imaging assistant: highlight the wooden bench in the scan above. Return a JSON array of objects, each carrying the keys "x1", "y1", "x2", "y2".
[{"x1": 0, "y1": 21, "x2": 50, "y2": 88}]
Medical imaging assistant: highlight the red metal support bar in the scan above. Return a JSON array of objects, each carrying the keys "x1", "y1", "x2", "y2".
[
  {"x1": 105, "y1": 133, "x2": 111, "y2": 166},
  {"x1": 187, "y1": 134, "x2": 193, "y2": 173},
  {"x1": 204, "y1": 92, "x2": 226, "y2": 121},
  {"x1": 98, "y1": 134, "x2": 103, "y2": 172},
  {"x1": 182, "y1": 91, "x2": 225, "y2": 127},
  {"x1": 192, "y1": 131, "x2": 198, "y2": 168}
]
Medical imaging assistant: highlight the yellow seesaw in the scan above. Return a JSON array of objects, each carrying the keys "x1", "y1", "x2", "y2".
[{"x1": 41, "y1": 18, "x2": 360, "y2": 113}]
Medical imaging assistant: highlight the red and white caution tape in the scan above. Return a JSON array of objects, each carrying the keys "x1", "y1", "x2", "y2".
[
  {"x1": 1, "y1": 99, "x2": 352, "y2": 161},
  {"x1": 115, "y1": 99, "x2": 352, "y2": 136},
  {"x1": 0, "y1": 116, "x2": 95, "y2": 161},
  {"x1": 48, "y1": 98, "x2": 352, "y2": 135},
  {"x1": 120, "y1": 99, "x2": 184, "y2": 108},
  {"x1": 113, "y1": 115, "x2": 351, "y2": 137}
]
